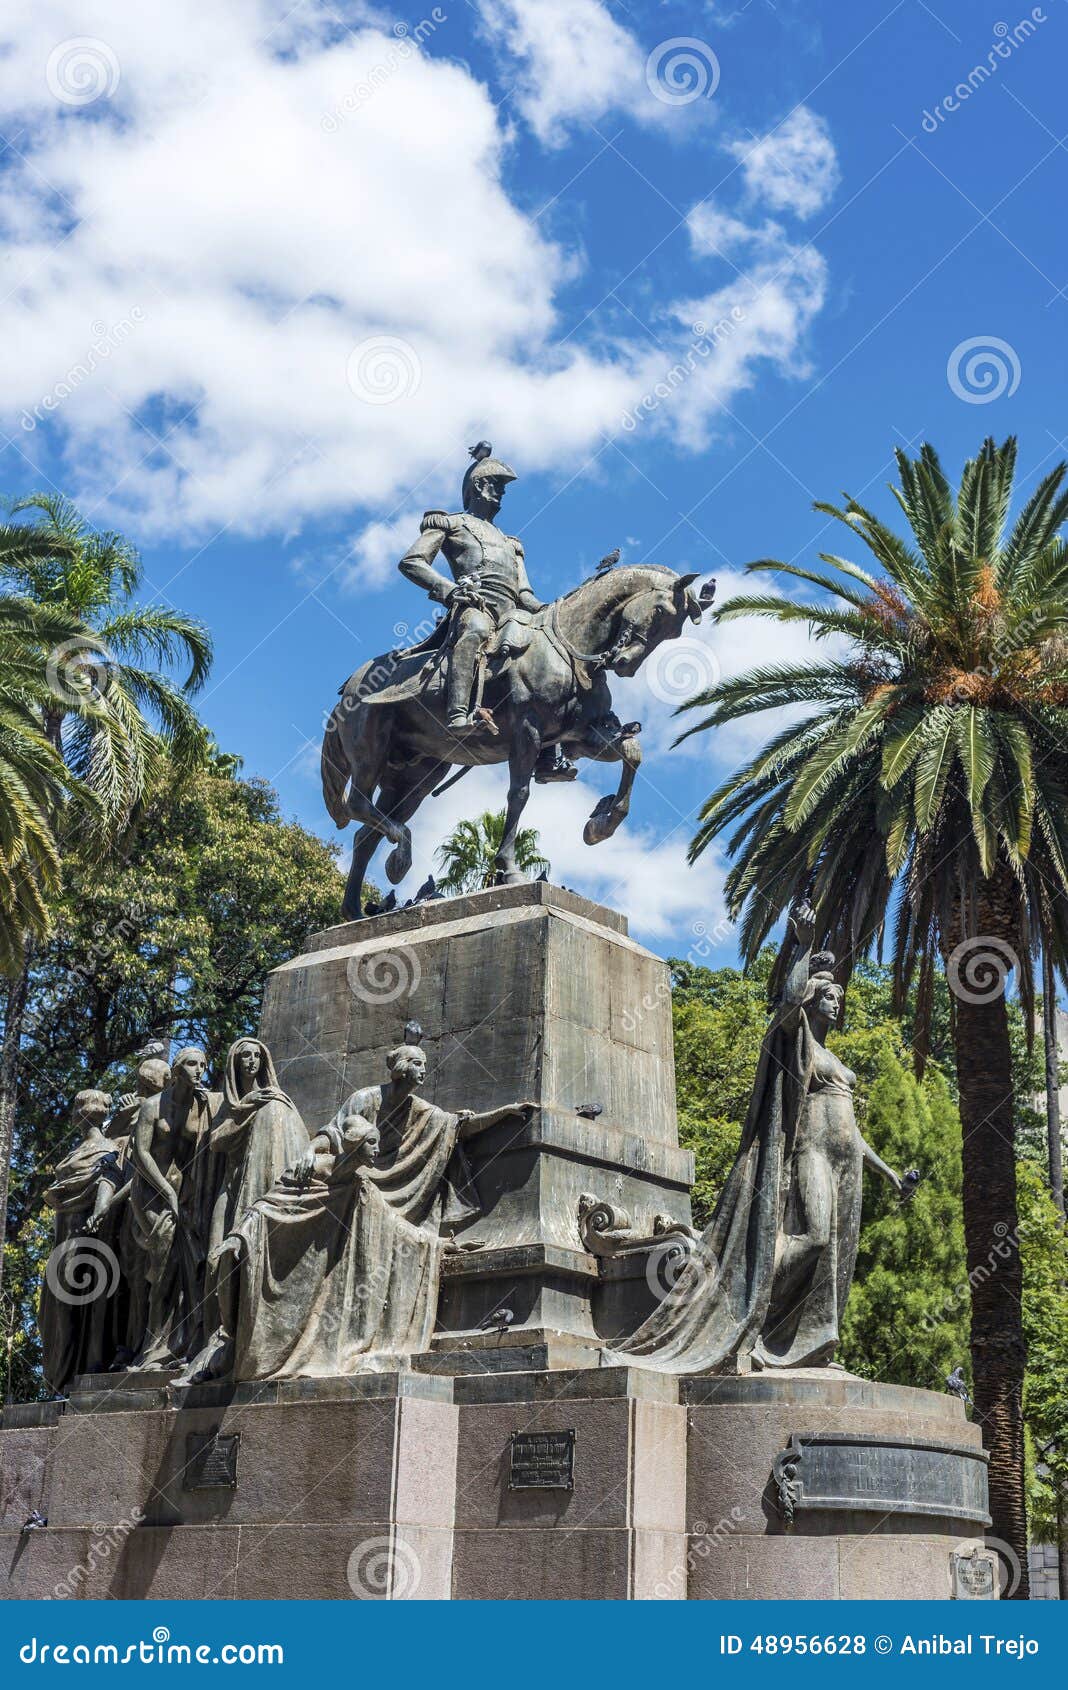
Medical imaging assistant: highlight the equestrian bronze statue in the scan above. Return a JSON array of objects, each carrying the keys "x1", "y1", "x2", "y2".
[{"x1": 321, "y1": 444, "x2": 715, "y2": 920}]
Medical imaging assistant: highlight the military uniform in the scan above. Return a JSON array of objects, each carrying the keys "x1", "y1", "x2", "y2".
[{"x1": 397, "y1": 447, "x2": 541, "y2": 731}]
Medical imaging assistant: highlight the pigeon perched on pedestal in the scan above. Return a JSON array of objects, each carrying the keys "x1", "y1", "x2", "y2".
[
  {"x1": 596, "y1": 548, "x2": 621, "y2": 574},
  {"x1": 946, "y1": 1366, "x2": 973, "y2": 1406}
]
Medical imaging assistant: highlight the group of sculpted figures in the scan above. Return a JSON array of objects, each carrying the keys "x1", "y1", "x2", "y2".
[
  {"x1": 41, "y1": 1027, "x2": 534, "y2": 1395},
  {"x1": 42, "y1": 906, "x2": 910, "y2": 1392}
]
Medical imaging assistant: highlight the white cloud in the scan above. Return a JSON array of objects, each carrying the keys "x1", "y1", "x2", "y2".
[
  {"x1": 729, "y1": 106, "x2": 839, "y2": 218},
  {"x1": 0, "y1": 2, "x2": 837, "y2": 559},
  {"x1": 657, "y1": 242, "x2": 828, "y2": 452},
  {"x1": 614, "y1": 568, "x2": 849, "y2": 768},
  {"x1": 686, "y1": 204, "x2": 784, "y2": 259},
  {"x1": 384, "y1": 762, "x2": 729, "y2": 945},
  {"x1": 341, "y1": 509, "x2": 426, "y2": 592},
  {"x1": 472, "y1": 0, "x2": 654, "y2": 146}
]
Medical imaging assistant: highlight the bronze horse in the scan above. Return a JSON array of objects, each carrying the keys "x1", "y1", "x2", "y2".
[{"x1": 321, "y1": 564, "x2": 714, "y2": 920}]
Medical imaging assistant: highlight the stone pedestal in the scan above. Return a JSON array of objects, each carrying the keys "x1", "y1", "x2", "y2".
[
  {"x1": 258, "y1": 884, "x2": 693, "y2": 1354},
  {"x1": 682, "y1": 1371, "x2": 993, "y2": 1600},
  {"x1": 0, "y1": 1372, "x2": 457, "y2": 1601},
  {"x1": 0, "y1": 887, "x2": 998, "y2": 1602},
  {"x1": 1, "y1": 1367, "x2": 991, "y2": 1601}
]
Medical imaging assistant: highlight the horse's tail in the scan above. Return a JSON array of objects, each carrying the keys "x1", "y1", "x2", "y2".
[{"x1": 321, "y1": 698, "x2": 351, "y2": 829}]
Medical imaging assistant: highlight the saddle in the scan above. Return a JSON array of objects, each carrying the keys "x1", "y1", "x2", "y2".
[
  {"x1": 487, "y1": 608, "x2": 536, "y2": 661},
  {"x1": 357, "y1": 601, "x2": 591, "y2": 710}
]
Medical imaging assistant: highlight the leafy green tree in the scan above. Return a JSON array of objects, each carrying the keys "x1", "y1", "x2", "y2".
[
  {"x1": 0, "y1": 761, "x2": 345, "y2": 1399},
  {"x1": 0, "y1": 493, "x2": 212, "y2": 1294},
  {"x1": 0, "y1": 494, "x2": 210, "y2": 814},
  {"x1": 670, "y1": 956, "x2": 768, "y2": 1227},
  {"x1": 1017, "y1": 1160, "x2": 1068, "y2": 1592},
  {"x1": 435, "y1": 809, "x2": 549, "y2": 894},
  {"x1": 0, "y1": 597, "x2": 83, "y2": 970},
  {"x1": 680, "y1": 438, "x2": 1068, "y2": 1588},
  {"x1": 838, "y1": 1044, "x2": 968, "y2": 1389}
]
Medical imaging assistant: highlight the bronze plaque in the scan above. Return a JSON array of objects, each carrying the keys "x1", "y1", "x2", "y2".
[
  {"x1": 509, "y1": 1429, "x2": 575, "y2": 1490},
  {"x1": 951, "y1": 1549, "x2": 997, "y2": 1599},
  {"x1": 183, "y1": 1429, "x2": 240, "y2": 1490},
  {"x1": 772, "y1": 1432, "x2": 989, "y2": 1527}
]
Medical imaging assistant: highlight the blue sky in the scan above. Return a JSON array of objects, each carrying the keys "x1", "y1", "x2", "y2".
[{"x1": 2, "y1": 0, "x2": 1067, "y2": 959}]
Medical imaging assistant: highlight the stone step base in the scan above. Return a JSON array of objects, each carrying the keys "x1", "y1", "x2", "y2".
[{"x1": 0, "y1": 1367, "x2": 994, "y2": 1601}]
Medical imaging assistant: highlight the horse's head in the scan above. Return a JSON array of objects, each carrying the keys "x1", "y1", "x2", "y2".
[{"x1": 608, "y1": 570, "x2": 716, "y2": 676}]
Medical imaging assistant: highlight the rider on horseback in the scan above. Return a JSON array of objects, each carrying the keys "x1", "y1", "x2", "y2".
[{"x1": 398, "y1": 443, "x2": 542, "y2": 736}]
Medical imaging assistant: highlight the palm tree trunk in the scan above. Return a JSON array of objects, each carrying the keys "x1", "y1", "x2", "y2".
[
  {"x1": 0, "y1": 943, "x2": 31, "y2": 1300},
  {"x1": 1043, "y1": 947, "x2": 1065, "y2": 1216},
  {"x1": 951, "y1": 980, "x2": 1030, "y2": 1597}
]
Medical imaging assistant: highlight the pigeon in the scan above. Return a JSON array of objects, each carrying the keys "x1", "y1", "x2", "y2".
[
  {"x1": 468, "y1": 440, "x2": 493, "y2": 464},
  {"x1": 946, "y1": 1366, "x2": 972, "y2": 1406},
  {"x1": 698, "y1": 578, "x2": 717, "y2": 610},
  {"x1": 412, "y1": 874, "x2": 441, "y2": 904},
  {"x1": 21, "y1": 1511, "x2": 47, "y2": 1532},
  {"x1": 596, "y1": 548, "x2": 621, "y2": 574},
  {"x1": 575, "y1": 1102, "x2": 603, "y2": 1120},
  {"x1": 364, "y1": 890, "x2": 397, "y2": 917},
  {"x1": 403, "y1": 1019, "x2": 424, "y2": 1048},
  {"x1": 135, "y1": 1037, "x2": 169, "y2": 1063},
  {"x1": 478, "y1": 1307, "x2": 515, "y2": 1334},
  {"x1": 899, "y1": 1167, "x2": 923, "y2": 1204}
]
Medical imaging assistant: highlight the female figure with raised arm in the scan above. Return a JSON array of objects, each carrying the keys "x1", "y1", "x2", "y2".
[{"x1": 616, "y1": 902, "x2": 903, "y2": 1373}]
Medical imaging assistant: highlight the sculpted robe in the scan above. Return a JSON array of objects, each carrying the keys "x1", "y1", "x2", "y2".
[
  {"x1": 208, "y1": 1043, "x2": 309, "y2": 1265},
  {"x1": 229, "y1": 1128, "x2": 443, "y2": 1381},
  {"x1": 41, "y1": 1134, "x2": 128, "y2": 1392},
  {"x1": 610, "y1": 954, "x2": 874, "y2": 1375},
  {"x1": 325, "y1": 1085, "x2": 479, "y2": 1233}
]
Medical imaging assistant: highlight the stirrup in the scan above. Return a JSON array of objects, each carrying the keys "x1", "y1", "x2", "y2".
[{"x1": 446, "y1": 708, "x2": 498, "y2": 738}]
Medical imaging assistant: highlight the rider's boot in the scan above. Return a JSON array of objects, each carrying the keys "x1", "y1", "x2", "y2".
[
  {"x1": 445, "y1": 630, "x2": 488, "y2": 735},
  {"x1": 535, "y1": 744, "x2": 578, "y2": 783}
]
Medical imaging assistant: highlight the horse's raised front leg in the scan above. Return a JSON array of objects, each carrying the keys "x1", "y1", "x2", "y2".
[
  {"x1": 583, "y1": 731, "x2": 642, "y2": 845},
  {"x1": 495, "y1": 721, "x2": 541, "y2": 884}
]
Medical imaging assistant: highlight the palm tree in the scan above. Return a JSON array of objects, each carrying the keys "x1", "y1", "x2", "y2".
[
  {"x1": 0, "y1": 596, "x2": 86, "y2": 972},
  {"x1": 435, "y1": 809, "x2": 550, "y2": 894},
  {"x1": 0, "y1": 492, "x2": 213, "y2": 1294},
  {"x1": 680, "y1": 437, "x2": 1068, "y2": 1595}
]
